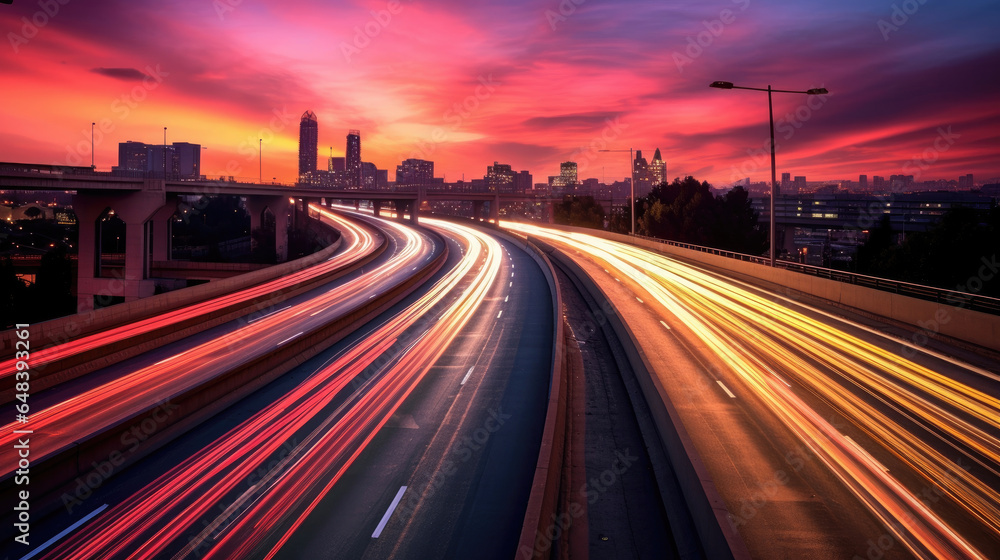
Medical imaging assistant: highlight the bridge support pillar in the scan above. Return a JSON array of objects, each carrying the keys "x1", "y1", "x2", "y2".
[
  {"x1": 372, "y1": 200, "x2": 382, "y2": 218},
  {"x1": 150, "y1": 196, "x2": 180, "y2": 262},
  {"x1": 245, "y1": 195, "x2": 289, "y2": 262},
  {"x1": 489, "y1": 194, "x2": 500, "y2": 224},
  {"x1": 74, "y1": 181, "x2": 166, "y2": 312},
  {"x1": 473, "y1": 201, "x2": 484, "y2": 221}
]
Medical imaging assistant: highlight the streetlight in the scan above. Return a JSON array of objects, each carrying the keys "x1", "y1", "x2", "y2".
[
  {"x1": 91, "y1": 122, "x2": 95, "y2": 170},
  {"x1": 163, "y1": 127, "x2": 167, "y2": 179},
  {"x1": 599, "y1": 148, "x2": 636, "y2": 236},
  {"x1": 709, "y1": 80, "x2": 828, "y2": 266},
  {"x1": 259, "y1": 138, "x2": 262, "y2": 184}
]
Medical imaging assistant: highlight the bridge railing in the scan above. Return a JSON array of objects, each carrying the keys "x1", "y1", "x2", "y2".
[{"x1": 631, "y1": 233, "x2": 1000, "y2": 315}]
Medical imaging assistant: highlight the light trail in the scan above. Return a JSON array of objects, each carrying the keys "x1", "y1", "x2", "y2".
[
  {"x1": 40, "y1": 217, "x2": 505, "y2": 559},
  {"x1": 0, "y1": 210, "x2": 378, "y2": 381},
  {"x1": 0, "y1": 209, "x2": 431, "y2": 473},
  {"x1": 504, "y1": 221, "x2": 999, "y2": 559}
]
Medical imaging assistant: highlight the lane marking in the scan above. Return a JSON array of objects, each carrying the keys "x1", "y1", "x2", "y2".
[
  {"x1": 20, "y1": 504, "x2": 108, "y2": 560},
  {"x1": 461, "y1": 366, "x2": 475, "y2": 385},
  {"x1": 372, "y1": 486, "x2": 407, "y2": 538},
  {"x1": 716, "y1": 380, "x2": 736, "y2": 399},
  {"x1": 504, "y1": 295, "x2": 509, "y2": 303},
  {"x1": 310, "y1": 308, "x2": 327, "y2": 317},
  {"x1": 511, "y1": 272, "x2": 514, "y2": 277},
  {"x1": 277, "y1": 332, "x2": 304, "y2": 346},
  {"x1": 772, "y1": 372, "x2": 792, "y2": 387},
  {"x1": 615, "y1": 277, "x2": 620, "y2": 282},
  {"x1": 497, "y1": 310, "x2": 503, "y2": 319},
  {"x1": 248, "y1": 306, "x2": 291, "y2": 323},
  {"x1": 636, "y1": 297, "x2": 643, "y2": 304},
  {"x1": 659, "y1": 320, "x2": 671, "y2": 330},
  {"x1": 509, "y1": 281, "x2": 512, "y2": 287}
]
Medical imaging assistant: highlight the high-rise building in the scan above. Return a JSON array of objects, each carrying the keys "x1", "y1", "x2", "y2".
[
  {"x1": 113, "y1": 141, "x2": 199, "y2": 179},
  {"x1": 346, "y1": 130, "x2": 362, "y2": 188},
  {"x1": 794, "y1": 176, "x2": 807, "y2": 193},
  {"x1": 514, "y1": 170, "x2": 532, "y2": 193},
  {"x1": 486, "y1": 161, "x2": 516, "y2": 193},
  {"x1": 299, "y1": 111, "x2": 318, "y2": 179},
  {"x1": 858, "y1": 175, "x2": 868, "y2": 190},
  {"x1": 560, "y1": 161, "x2": 577, "y2": 185},
  {"x1": 396, "y1": 158, "x2": 434, "y2": 187},
  {"x1": 781, "y1": 172, "x2": 791, "y2": 192},
  {"x1": 650, "y1": 148, "x2": 666, "y2": 186},
  {"x1": 361, "y1": 161, "x2": 377, "y2": 189},
  {"x1": 632, "y1": 151, "x2": 652, "y2": 196},
  {"x1": 958, "y1": 173, "x2": 974, "y2": 189}
]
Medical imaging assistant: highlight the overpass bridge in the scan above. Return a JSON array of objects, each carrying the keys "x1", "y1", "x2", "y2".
[{"x1": 0, "y1": 163, "x2": 557, "y2": 310}]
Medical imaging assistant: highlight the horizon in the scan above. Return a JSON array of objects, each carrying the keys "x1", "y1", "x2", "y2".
[{"x1": 2, "y1": 0, "x2": 998, "y2": 186}]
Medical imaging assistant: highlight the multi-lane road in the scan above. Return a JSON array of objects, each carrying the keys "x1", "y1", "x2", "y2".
[
  {"x1": 5, "y1": 211, "x2": 553, "y2": 559},
  {"x1": 505, "y1": 221, "x2": 1000, "y2": 560}
]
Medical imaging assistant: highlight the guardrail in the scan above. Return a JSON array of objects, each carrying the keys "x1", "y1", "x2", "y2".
[{"x1": 631, "y1": 233, "x2": 1000, "y2": 315}]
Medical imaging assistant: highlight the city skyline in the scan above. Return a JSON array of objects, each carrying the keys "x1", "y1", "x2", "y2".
[{"x1": 1, "y1": 1, "x2": 998, "y2": 186}]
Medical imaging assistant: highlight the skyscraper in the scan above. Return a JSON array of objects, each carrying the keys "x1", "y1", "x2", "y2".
[
  {"x1": 346, "y1": 129, "x2": 361, "y2": 188},
  {"x1": 486, "y1": 162, "x2": 515, "y2": 193},
  {"x1": 299, "y1": 111, "x2": 318, "y2": 179},
  {"x1": 650, "y1": 148, "x2": 666, "y2": 186},
  {"x1": 396, "y1": 158, "x2": 434, "y2": 187}
]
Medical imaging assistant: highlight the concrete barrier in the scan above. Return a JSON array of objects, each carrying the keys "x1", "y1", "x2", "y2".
[
  {"x1": 536, "y1": 237, "x2": 752, "y2": 560},
  {"x1": 0, "y1": 220, "x2": 391, "y2": 403},
  {"x1": 0, "y1": 216, "x2": 348, "y2": 355},
  {"x1": 549, "y1": 225, "x2": 1000, "y2": 354},
  {"x1": 0, "y1": 231, "x2": 449, "y2": 523}
]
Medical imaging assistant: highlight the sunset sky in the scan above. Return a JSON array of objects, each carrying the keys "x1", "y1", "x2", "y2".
[{"x1": 1, "y1": 0, "x2": 998, "y2": 186}]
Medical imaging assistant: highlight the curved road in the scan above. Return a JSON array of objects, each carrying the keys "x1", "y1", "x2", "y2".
[{"x1": 506, "y1": 221, "x2": 1000, "y2": 560}]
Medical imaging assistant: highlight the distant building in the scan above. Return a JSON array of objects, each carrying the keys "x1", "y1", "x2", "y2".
[
  {"x1": 794, "y1": 176, "x2": 807, "y2": 193},
  {"x1": 650, "y1": 148, "x2": 666, "y2": 186},
  {"x1": 113, "y1": 141, "x2": 200, "y2": 179},
  {"x1": 361, "y1": 161, "x2": 377, "y2": 189},
  {"x1": 514, "y1": 170, "x2": 532, "y2": 193},
  {"x1": 486, "y1": 161, "x2": 516, "y2": 193},
  {"x1": 346, "y1": 130, "x2": 362, "y2": 188},
  {"x1": 859, "y1": 174, "x2": 868, "y2": 190},
  {"x1": 632, "y1": 151, "x2": 651, "y2": 196},
  {"x1": 958, "y1": 173, "x2": 974, "y2": 189},
  {"x1": 299, "y1": 111, "x2": 318, "y2": 179},
  {"x1": 873, "y1": 176, "x2": 886, "y2": 189},
  {"x1": 396, "y1": 158, "x2": 435, "y2": 187},
  {"x1": 781, "y1": 172, "x2": 791, "y2": 194}
]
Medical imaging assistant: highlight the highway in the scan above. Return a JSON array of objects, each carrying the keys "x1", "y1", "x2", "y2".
[
  {"x1": 504, "y1": 221, "x2": 1000, "y2": 560},
  {"x1": 0, "y1": 207, "x2": 437, "y2": 486},
  {"x1": 0, "y1": 207, "x2": 380, "y2": 389},
  {"x1": 14, "y1": 216, "x2": 551, "y2": 559}
]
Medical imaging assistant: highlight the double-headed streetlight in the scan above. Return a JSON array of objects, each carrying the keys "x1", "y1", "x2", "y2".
[
  {"x1": 599, "y1": 148, "x2": 636, "y2": 236},
  {"x1": 709, "y1": 81, "x2": 828, "y2": 267}
]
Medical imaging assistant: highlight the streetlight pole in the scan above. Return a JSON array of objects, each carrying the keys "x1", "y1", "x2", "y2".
[
  {"x1": 259, "y1": 138, "x2": 262, "y2": 184},
  {"x1": 709, "y1": 81, "x2": 828, "y2": 267},
  {"x1": 91, "y1": 122, "x2": 95, "y2": 170},
  {"x1": 163, "y1": 127, "x2": 167, "y2": 179},
  {"x1": 599, "y1": 148, "x2": 636, "y2": 236}
]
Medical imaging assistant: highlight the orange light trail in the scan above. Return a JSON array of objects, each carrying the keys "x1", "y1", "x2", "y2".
[{"x1": 504, "y1": 221, "x2": 999, "y2": 560}]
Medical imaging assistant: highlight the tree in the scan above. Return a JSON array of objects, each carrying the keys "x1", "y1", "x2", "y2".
[{"x1": 554, "y1": 195, "x2": 606, "y2": 229}]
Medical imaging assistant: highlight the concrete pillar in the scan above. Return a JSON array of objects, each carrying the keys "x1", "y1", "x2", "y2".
[
  {"x1": 489, "y1": 194, "x2": 500, "y2": 223},
  {"x1": 73, "y1": 182, "x2": 166, "y2": 312},
  {"x1": 372, "y1": 200, "x2": 382, "y2": 217},
  {"x1": 150, "y1": 197, "x2": 179, "y2": 262},
  {"x1": 473, "y1": 201, "x2": 484, "y2": 221},
  {"x1": 245, "y1": 195, "x2": 290, "y2": 262}
]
